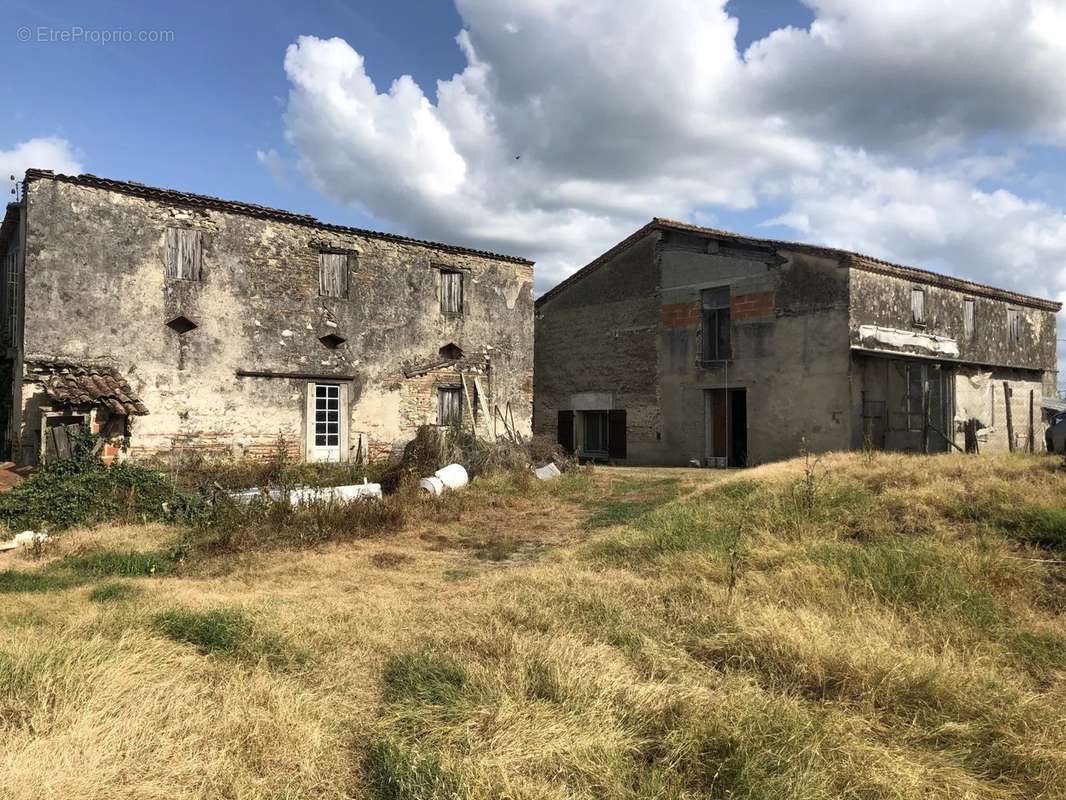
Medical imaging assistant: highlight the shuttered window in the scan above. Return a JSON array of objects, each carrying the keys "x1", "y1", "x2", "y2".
[
  {"x1": 440, "y1": 270, "x2": 463, "y2": 315},
  {"x1": 1007, "y1": 308, "x2": 1021, "y2": 347},
  {"x1": 963, "y1": 298, "x2": 975, "y2": 339},
  {"x1": 911, "y1": 287, "x2": 925, "y2": 326},
  {"x1": 164, "y1": 228, "x2": 203, "y2": 281},
  {"x1": 438, "y1": 386, "x2": 462, "y2": 426},
  {"x1": 319, "y1": 252, "x2": 349, "y2": 298}
]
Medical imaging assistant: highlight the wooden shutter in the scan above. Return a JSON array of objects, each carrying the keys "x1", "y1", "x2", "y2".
[
  {"x1": 557, "y1": 410, "x2": 574, "y2": 453},
  {"x1": 438, "y1": 387, "x2": 461, "y2": 426},
  {"x1": 963, "y1": 298, "x2": 975, "y2": 339},
  {"x1": 911, "y1": 287, "x2": 925, "y2": 325},
  {"x1": 165, "y1": 228, "x2": 203, "y2": 281},
  {"x1": 319, "y1": 253, "x2": 348, "y2": 298},
  {"x1": 441, "y1": 270, "x2": 463, "y2": 314},
  {"x1": 608, "y1": 410, "x2": 627, "y2": 459}
]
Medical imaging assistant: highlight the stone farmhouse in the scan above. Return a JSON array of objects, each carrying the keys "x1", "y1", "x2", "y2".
[
  {"x1": 0, "y1": 170, "x2": 533, "y2": 464},
  {"x1": 534, "y1": 219, "x2": 1060, "y2": 466}
]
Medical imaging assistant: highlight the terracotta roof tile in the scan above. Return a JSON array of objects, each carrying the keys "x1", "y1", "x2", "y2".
[{"x1": 27, "y1": 360, "x2": 148, "y2": 416}]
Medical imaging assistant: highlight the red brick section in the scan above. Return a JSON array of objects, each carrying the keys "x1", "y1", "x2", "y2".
[
  {"x1": 731, "y1": 291, "x2": 775, "y2": 321},
  {"x1": 662, "y1": 302, "x2": 701, "y2": 329}
]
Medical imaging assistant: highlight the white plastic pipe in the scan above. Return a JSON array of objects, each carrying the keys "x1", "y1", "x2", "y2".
[{"x1": 420, "y1": 463, "x2": 469, "y2": 495}]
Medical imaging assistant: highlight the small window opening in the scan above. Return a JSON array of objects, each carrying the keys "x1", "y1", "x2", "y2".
[
  {"x1": 701, "y1": 286, "x2": 731, "y2": 362},
  {"x1": 319, "y1": 333, "x2": 347, "y2": 349},
  {"x1": 438, "y1": 386, "x2": 463, "y2": 426},
  {"x1": 439, "y1": 343, "x2": 463, "y2": 360},
  {"x1": 319, "y1": 252, "x2": 349, "y2": 298},
  {"x1": 166, "y1": 315, "x2": 198, "y2": 334},
  {"x1": 963, "y1": 298, "x2": 975, "y2": 339},
  {"x1": 1007, "y1": 308, "x2": 1021, "y2": 347},
  {"x1": 911, "y1": 286, "x2": 926, "y2": 326},
  {"x1": 440, "y1": 270, "x2": 463, "y2": 315},
  {"x1": 164, "y1": 227, "x2": 203, "y2": 281}
]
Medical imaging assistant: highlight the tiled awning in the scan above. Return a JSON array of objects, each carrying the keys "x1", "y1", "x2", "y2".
[{"x1": 28, "y1": 360, "x2": 148, "y2": 416}]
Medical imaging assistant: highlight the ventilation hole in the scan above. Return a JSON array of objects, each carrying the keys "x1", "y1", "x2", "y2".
[
  {"x1": 166, "y1": 315, "x2": 198, "y2": 334},
  {"x1": 439, "y1": 343, "x2": 463, "y2": 360},
  {"x1": 319, "y1": 333, "x2": 347, "y2": 349}
]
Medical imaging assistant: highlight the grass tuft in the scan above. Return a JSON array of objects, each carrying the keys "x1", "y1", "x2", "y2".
[
  {"x1": 382, "y1": 651, "x2": 468, "y2": 708},
  {"x1": 87, "y1": 582, "x2": 141, "y2": 603},
  {"x1": 363, "y1": 737, "x2": 461, "y2": 800}
]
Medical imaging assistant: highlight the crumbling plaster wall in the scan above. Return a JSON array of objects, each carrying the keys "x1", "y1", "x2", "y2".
[
  {"x1": 848, "y1": 268, "x2": 1058, "y2": 372},
  {"x1": 17, "y1": 178, "x2": 533, "y2": 462},
  {"x1": 658, "y1": 238, "x2": 853, "y2": 466},
  {"x1": 533, "y1": 232, "x2": 661, "y2": 460},
  {"x1": 848, "y1": 268, "x2": 1058, "y2": 451}
]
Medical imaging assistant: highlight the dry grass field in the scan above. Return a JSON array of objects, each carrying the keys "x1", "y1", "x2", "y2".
[{"x1": 2, "y1": 453, "x2": 1066, "y2": 799}]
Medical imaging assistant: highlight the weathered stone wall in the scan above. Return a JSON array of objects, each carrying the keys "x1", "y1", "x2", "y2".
[
  {"x1": 532, "y1": 232, "x2": 661, "y2": 460},
  {"x1": 849, "y1": 268, "x2": 1058, "y2": 372},
  {"x1": 658, "y1": 237, "x2": 853, "y2": 466},
  {"x1": 13, "y1": 177, "x2": 533, "y2": 463}
]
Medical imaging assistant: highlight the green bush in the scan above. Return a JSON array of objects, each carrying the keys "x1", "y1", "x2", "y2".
[{"x1": 0, "y1": 458, "x2": 202, "y2": 533}]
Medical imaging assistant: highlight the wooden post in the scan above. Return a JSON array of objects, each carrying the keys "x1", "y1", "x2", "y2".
[
  {"x1": 921, "y1": 384, "x2": 930, "y2": 455},
  {"x1": 1003, "y1": 381, "x2": 1015, "y2": 453},
  {"x1": 1029, "y1": 390, "x2": 1035, "y2": 454}
]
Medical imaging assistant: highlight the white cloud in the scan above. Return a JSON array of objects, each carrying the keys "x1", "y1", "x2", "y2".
[
  {"x1": 277, "y1": 0, "x2": 1066, "y2": 359},
  {"x1": 744, "y1": 0, "x2": 1066, "y2": 154},
  {"x1": 256, "y1": 147, "x2": 290, "y2": 187},
  {"x1": 0, "y1": 137, "x2": 82, "y2": 198}
]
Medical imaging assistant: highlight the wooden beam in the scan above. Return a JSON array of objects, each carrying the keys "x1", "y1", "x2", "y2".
[
  {"x1": 236, "y1": 369, "x2": 356, "y2": 381},
  {"x1": 1003, "y1": 381, "x2": 1015, "y2": 452},
  {"x1": 1029, "y1": 390, "x2": 1035, "y2": 454}
]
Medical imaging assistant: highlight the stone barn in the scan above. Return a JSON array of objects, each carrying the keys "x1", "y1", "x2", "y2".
[
  {"x1": 0, "y1": 170, "x2": 534, "y2": 465},
  {"x1": 534, "y1": 219, "x2": 1060, "y2": 466}
]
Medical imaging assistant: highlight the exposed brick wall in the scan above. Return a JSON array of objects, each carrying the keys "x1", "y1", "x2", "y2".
[
  {"x1": 731, "y1": 291, "x2": 775, "y2": 321},
  {"x1": 661, "y1": 302, "x2": 700, "y2": 329}
]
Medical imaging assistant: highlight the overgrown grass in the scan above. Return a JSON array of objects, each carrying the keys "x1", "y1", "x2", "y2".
[
  {"x1": 5, "y1": 452, "x2": 1066, "y2": 800},
  {"x1": 87, "y1": 581, "x2": 141, "y2": 603},
  {"x1": 153, "y1": 607, "x2": 300, "y2": 667}
]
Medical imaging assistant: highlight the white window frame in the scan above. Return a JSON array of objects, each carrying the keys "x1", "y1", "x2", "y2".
[{"x1": 304, "y1": 382, "x2": 349, "y2": 462}]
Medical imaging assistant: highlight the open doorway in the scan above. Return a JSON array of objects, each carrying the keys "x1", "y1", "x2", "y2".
[{"x1": 704, "y1": 388, "x2": 747, "y2": 467}]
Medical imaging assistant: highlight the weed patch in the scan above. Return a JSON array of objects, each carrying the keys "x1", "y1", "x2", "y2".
[
  {"x1": 382, "y1": 651, "x2": 468, "y2": 708},
  {"x1": 582, "y1": 477, "x2": 681, "y2": 529},
  {"x1": 363, "y1": 737, "x2": 461, "y2": 800},
  {"x1": 88, "y1": 582, "x2": 141, "y2": 603},
  {"x1": 0, "y1": 570, "x2": 78, "y2": 594},
  {"x1": 58, "y1": 548, "x2": 183, "y2": 578},
  {"x1": 808, "y1": 539, "x2": 1001, "y2": 628},
  {"x1": 153, "y1": 607, "x2": 297, "y2": 667}
]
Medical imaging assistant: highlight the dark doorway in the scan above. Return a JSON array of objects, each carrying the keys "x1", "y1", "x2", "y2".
[
  {"x1": 730, "y1": 389, "x2": 747, "y2": 467},
  {"x1": 704, "y1": 388, "x2": 747, "y2": 467}
]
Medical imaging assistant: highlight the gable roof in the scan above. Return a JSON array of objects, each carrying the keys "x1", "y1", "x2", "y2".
[
  {"x1": 536, "y1": 218, "x2": 1062, "y2": 312},
  {"x1": 22, "y1": 169, "x2": 533, "y2": 266}
]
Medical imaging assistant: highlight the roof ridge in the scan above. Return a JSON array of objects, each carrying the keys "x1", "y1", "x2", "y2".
[
  {"x1": 537, "y1": 217, "x2": 1060, "y2": 311},
  {"x1": 23, "y1": 169, "x2": 534, "y2": 266}
]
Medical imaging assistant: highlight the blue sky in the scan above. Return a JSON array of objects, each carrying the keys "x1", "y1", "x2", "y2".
[
  {"x1": 0, "y1": 0, "x2": 816, "y2": 230},
  {"x1": 3, "y1": 0, "x2": 1066, "y2": 388}
]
